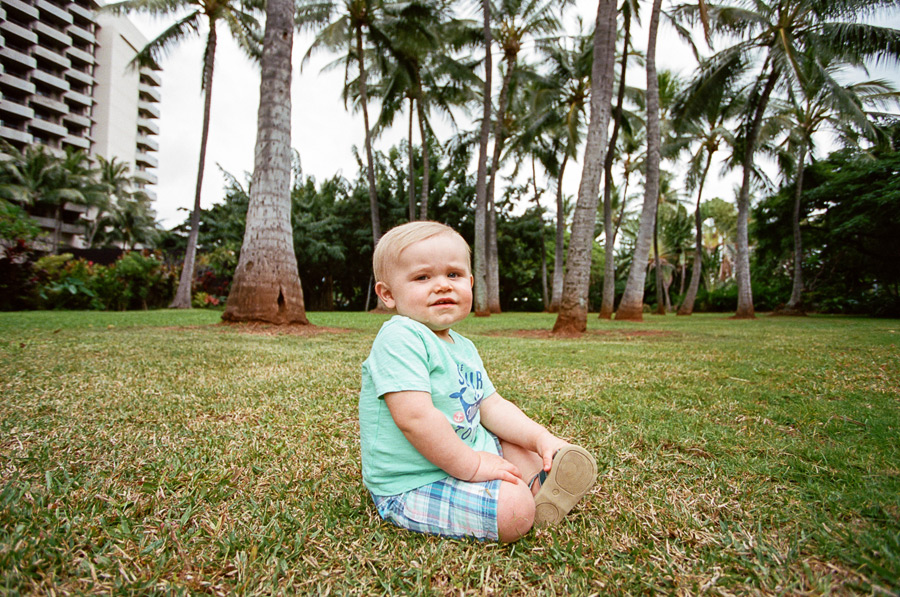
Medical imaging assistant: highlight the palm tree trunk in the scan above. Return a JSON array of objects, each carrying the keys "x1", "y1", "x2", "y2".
[
  {"x1": 786, "y1": 141, "x2": 807, "y2": 311},
  {"x1": 222, "y1": 0, "x2": 307, "y2": 325},
  {"x1": 734, "y1": 67, "x2": 778, "y2": 318},
  {"x1": 548, "y1": 154, "x2": 568, "y2": 313},
  {"x1": 474, "y1": 0, "x2": 493, "y2": 316},
  {"x1": 678, "y1": 152, "x2": 713, "y2": 315},
  {"x1": 357, "y1": 25, "x2": 381, "y2": 244},
  {"x1": 485, "y1": 60, "x2": 516, "y2": 314},
  {"x1": 416, "y1": 80, "x2": 430, "y2": 221},
  {"x1": 170, "y1": 24, "x2": 217, "y2": 309},
  {"x1": 408, "y1": 100, "x2": 416, "y2": 220},
  {"x1": 552, "y1": 0, "x2": 617, "y2": 335},
  {"x1": 615, "y1": 0, "x2": 663, "y2": 322},
  {"x1": 654, "y1": 207, "x2": 665, "y2": 314},
  {"x1": 599, "y1": 7, "x2": 631, "y2": 320},
  {"x1": 532, "y1": 156, "x2": 549, "y2": 309}
]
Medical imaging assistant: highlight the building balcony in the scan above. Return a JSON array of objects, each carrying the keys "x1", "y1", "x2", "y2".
[
  {"x1": 32, "y1": 45, "x2": 72, "y2": 70},
  {"x1": 66, "y1": 1, "x2": 95, "y2": 23},
  {"x1": 31, "y1": 70, "x2": 71, "y2": 93},
  {"x1": 138, "y1": 82, "x2": 161, "y2": 103},
  {"x1": 1, "y1": 0, "x2": 40, "y2": 21},
  {"x1": 137, "y1": 100, "x2": 160, "y2": 119},
  {"x1": 33, "y1": 21, "x2": 73, "y2": 48},
  {"x1": 0, "y1": 125, "x2": 33, "y2": 145},
  {"x1": 0, "y1": 72, "x2": 36, "y2": 95},
  {"x1": 136, "y1": 134, "x2": 159, "y2": 152},
  {"x1": 135, "y1": 150, "x2": 158, "y2": 169},
  {"x1": 30, "y1": 94, "x2": 69, "y2": 115},
  {"x1": 0, "y1": 98, "x2": 34, "y2": 120},
  {"x1": 137, "y1": 117, "x2": 160, "y2": 136},
  {"x1": 31, "y1": 215, "x2": 85, "y2": 235},
  {"x1": 132, "y1": 169, "x2": 158, "y2": 186},
  {"x1": 63, "y1": 89, "x2": 93, "y2": 107},
  {"x1": 0, "y1": 46, "x2": 37, "y2": 70},
  {"x1": 36, "y1": 0, "x2": 73, "y2": 25},
  {"x1": 63, "y1": 111, "x2": 91, "y2": 128},
  {"x1": 65, "y1": 45, "x2": 95, "y2": 66},
  {"x1": 62, "y1": 134, "x2": 91, "y2": 150},
  {"x1": 29, "y1": 117, "x2": 68, "y2": 138},
  {"x1": 0, "y1": 19, "x2": 38, "y2": 45},
  {"x1": 139, "y1": 68, "x2": 162, "y2": 87},
  {"x1": 64, "y1": 67, "x2": 93, "y2": 86},
  {"x1": 67, "y1": 23, "x2": 95, "y2": 45}
]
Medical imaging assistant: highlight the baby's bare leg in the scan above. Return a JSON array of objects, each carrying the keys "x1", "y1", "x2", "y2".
[
  {"x1": 500, "y1": 439, "x2": 544, "y2": 496},
  {"x1": 495, "y1": 479, "x2": 535, "y2": 542}
]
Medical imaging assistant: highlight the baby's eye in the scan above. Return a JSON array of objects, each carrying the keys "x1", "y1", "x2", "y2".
[
  {"x1": 448, "y1": 272, "x2": 459, "y2": 279},
  {"x1": 415, "y1": 274, "x2": 429, "y2": 281}
]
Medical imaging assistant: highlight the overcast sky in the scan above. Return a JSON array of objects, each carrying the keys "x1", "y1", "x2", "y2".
[{"x1": 128, "y1": 3, "x2": 900, "y2": 229}]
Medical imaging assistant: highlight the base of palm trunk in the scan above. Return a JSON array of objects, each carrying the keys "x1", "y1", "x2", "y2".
[
  {"x1": 222, "y1": 282, "x2": 308, "y2": 325},
  {"x1": 614, "y1": 303, "x2": 644, "y2": 322},
  {"x1": 730, "y1": 309, "x2": 756, "y2": 319},
  {"x1": 551, "y1": 310, "x2": 586, "y2": 336}
]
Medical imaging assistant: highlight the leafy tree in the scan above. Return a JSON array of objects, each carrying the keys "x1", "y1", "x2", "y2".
[{"x1": 753, "y1": 147, "x2": 900, "y2": 316}]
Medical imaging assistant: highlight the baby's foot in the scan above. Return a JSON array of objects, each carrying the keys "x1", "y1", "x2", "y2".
[{"x1": 532, "y1": 445, "x2": 597, "y2": 527}]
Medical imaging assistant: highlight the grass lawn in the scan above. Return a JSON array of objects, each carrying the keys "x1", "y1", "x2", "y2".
[{"x1": 1, "y1": 310, "x2": 898, "y2": 594}]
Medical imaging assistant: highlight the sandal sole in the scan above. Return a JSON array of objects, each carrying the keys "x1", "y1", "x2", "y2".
[{"x1": 533, "y1": 445, "x2": 597, "y2": 527}]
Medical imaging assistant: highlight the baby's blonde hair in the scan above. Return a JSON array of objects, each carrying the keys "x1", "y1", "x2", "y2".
[{"x1": 373, "y1": 221, "x2": 470, "y2": 282}]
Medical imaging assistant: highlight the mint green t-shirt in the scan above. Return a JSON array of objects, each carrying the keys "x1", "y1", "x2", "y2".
[{"x1": 359, "y1": 315, "x2": 497, "y2": 496}]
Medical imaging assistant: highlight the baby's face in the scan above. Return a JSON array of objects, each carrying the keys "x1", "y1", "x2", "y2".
[{"x1": 376, "y1": 233, "x2": 473, "y2": 340}]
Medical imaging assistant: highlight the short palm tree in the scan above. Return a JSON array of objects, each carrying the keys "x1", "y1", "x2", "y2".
[{"x1": 105, "y1": 0, "x2": 264, "y2": 308}]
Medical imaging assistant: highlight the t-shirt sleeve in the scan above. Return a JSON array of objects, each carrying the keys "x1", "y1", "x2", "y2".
[{"x1": 366, "y1": 322, "x2": 433, "y2": 399}]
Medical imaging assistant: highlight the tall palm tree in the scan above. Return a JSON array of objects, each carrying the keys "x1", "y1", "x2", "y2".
[
  {"x1": 371, "y1": 4, "x2": 479, "y2": 221},
  {"x1": 530, "y1": 29, "x2": 593, "y2": 312},
  {"x1": 105, "y1": 0, "x2": 263, "y2": 309},
  {"x1": 775, "y1": 47, "x2": 899, "y2": 312},
  {"x1": 484, "y1": 0, "x2": 563, "y2": 312},
  {"x1": 302, "y1": 0, "x2": 391, "y2": 244},
  {"x1": 614, "y1": 0, "x2": 663, "y2": 322},
  {"x1": 676, "y1": 0, "x2": 900, "y2": 318},
  {"x1": 671, "y1": 73, "x2": 741, "y2": 315},
  {"x1": 473, "y1": 0, "x2": 493, "y2": 316},
  {"x1": 222, "y1": 0, "x2": 307, "y2": 324},
  {"x1": 599, "y1": 0, "x2": 639, "y2": 319},
  {"x1": 551, "y1": 0, "x2": 617, "y2": 335}
]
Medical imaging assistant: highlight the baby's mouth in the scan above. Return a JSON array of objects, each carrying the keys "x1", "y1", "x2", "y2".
[{"x1": 432, "y1": 298, "x2": 456, "y2": 306}]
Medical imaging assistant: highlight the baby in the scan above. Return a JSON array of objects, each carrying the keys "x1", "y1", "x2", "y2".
[{"x1": 359, "y1": 221, "x2": 596, "y2": 542}]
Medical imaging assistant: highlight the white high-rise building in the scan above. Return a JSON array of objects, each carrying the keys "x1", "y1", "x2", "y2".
[{"x1": 0, "y1": 0, "x2": 161, "y2": 248}]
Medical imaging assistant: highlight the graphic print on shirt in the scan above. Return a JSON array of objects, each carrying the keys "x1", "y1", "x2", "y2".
[{"x1": 449, "y1": 363, "x2": 485, "y2": 440}]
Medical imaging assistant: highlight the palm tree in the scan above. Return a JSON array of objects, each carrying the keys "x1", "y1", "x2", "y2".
[
  {"x1": 774, "y1": 47, "x2": 900, "y2": 312},
  {"x1": 599, "y1": 0, "x2": 639, "y2": 319},
  {"x1": 0, "y1": 144, "x2": 91, "y2": 253},
  {"x1": 551, "y1": 0, "x2": 617, "y2": 335},
  {"x1": 530, "y1": 29, "x2": 593, "y2": 312},
  {"x1": 371, "y1": 4, "x2": 479, "y2": 221},
  {"x1": 302, "y1": 0, "x2": 391, "y2": 243},
  {"x1": 222, "y1": 0, "x2": 307, "y2": 324},
  {"x1": 106, "y1": 0, "x2": 263, "y2": 309},
  {"x1": 676, "y1": 0, "x2": 900, "y2": 318},
  {"x1": 614, "y1": 0, "x2": 663, "y2": 322},
  {"x1": 86, "y1": 156, "x2": 140, "y2": 247},
  {"x1": 483, "y1": 0, "x2": 563, "y2": 313},
  {"x1": 473, "y1": 0, "x2": 493, "y2": 316},
  {"x1": 671, "y1": 65, "x2": 742, "y2": 315}
]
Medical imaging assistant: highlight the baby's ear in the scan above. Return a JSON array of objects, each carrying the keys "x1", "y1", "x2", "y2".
[
  {"x1": 374, "y1": 281, "x2": 396, "y2": 308},
  {"x1": 468, "y1": 274, "x2": 474, "y2": 287}
]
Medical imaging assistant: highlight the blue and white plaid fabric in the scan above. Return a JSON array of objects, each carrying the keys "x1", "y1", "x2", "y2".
[{"x1": 371, "y1": 437, "x2": 502, "y2": 541}]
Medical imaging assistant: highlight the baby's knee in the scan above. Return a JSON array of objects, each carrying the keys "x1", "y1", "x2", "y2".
[{"x1": 496, "y1": 480, "x2": 535, "y2": 543}]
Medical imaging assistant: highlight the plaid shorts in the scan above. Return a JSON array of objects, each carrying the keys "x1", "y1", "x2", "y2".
[{"x1": 371, "y1": 437, "x2": 502, "y2": 541}]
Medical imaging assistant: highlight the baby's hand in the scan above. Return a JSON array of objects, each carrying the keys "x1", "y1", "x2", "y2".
[
  {"x1": 465, "y1": 452, "x2": 523, "y2": 484},
  {"x1": 536, "y1": 431, "x2": 570, "y2": 472}
]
